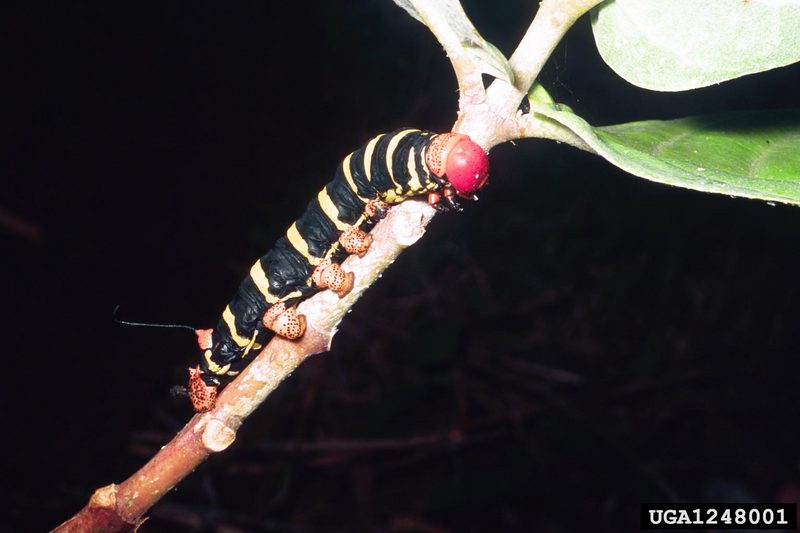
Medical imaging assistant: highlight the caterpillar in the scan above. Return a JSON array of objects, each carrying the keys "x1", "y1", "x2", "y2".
[{"x1": 189, "y1": 129, "x2": 489, "y2": 412}]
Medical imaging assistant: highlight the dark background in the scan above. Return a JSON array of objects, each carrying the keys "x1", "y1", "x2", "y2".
[{"x1": 2, "y1": 2, "x2": 799, "y2": 532}]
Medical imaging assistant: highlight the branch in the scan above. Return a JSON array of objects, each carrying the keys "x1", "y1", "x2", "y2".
[
  {"x1": 56, "y1": 2, "x2": 603, "y2": 530},
  {"x1": 454, "y1": 0, "x2": 606, "y2": 147},
  {"x1": 401, "y1": 0, "x2": 488, "y2": 109},
  {"x1": 54, "y1": 202, "x2": 437, "y2": 532}
]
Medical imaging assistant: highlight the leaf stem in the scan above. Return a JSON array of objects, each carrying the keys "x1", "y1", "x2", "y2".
[
  {"x1": 406, "y1": 0, "x2": 488, "y2": 108},
  {"x1": 510, "y1": 0, "x2": 604, "y2": 95}
]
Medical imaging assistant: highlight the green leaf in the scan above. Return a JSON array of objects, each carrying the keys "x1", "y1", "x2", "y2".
[
  {"x1": 527, "y1": 83, "x2": 555, "y2": 106},
  {"x1": 531, "y1": 104, "x2": 800, "y2": 205},
  {"x1": 392, "y1": 0, "x2": 514, "y2": 84},
  {"x1": 591, "y1": 0, "x2": 800, "y2": 91}
]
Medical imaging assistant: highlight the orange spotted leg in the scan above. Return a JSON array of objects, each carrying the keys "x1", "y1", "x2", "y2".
[
  {"x1": 188, "y1": 365, "x2": 217, "y2": 413},
  {"x1": 262, "y1": 301, "x2": 307, "y2": 340},
  {"x1": 365, "y1": 199, "x2": 390, "y2": 220},
  {"x1": 188, "y1": 328, "x2": 219, "y2": 412},
  {"x1": 312, "y1": 259, "x2": 354, "y2": 297},
  {"x1": 338, "y1": 227, "x2": 372, "y2": 257}
]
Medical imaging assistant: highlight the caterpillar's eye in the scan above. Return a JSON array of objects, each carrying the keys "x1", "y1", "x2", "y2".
[{"x1": 427, "y1": 133, "x2": 489, "y2": 197}]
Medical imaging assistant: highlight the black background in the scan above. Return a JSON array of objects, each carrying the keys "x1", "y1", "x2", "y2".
[{"x1": 2, "y1": 2, "x2": 799, "y2": 532}]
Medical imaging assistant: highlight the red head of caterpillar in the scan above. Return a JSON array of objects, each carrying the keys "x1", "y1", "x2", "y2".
[{"x1": 426, "y1": 133, "x2": 490, "y2": 197}]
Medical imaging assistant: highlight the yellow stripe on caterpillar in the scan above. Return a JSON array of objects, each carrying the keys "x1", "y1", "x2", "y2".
[
  {"x1": 249, "y1": 261, "x2": 281, "y2": 304},
  {"x1": 341, "y1": 153, "x2": 368, "y2": 202},
  {"x1": 384, "y1": 129, "x2": 417, "y2": 188},
  {"x1": 405, "y1": 146, "x2": 422, "y2": 193},
  {"x1": 317, "y1": 188, "x2": 350, "y2": 231},
  {"x1": 203, "y1": 349, "x2": 232, "y2": 375},
  {"x1": 223, "y1": 306, "x2": 252, "y2": 347},
  {"x1": 362, "y1": 135, "x2": 383, "y2": 182},
  {"x1": 286, "y1": 222, "x2": 324, "y2": 266},
  {"x1": 278, "y1": 289, "x2": 305, "y2": 303}
]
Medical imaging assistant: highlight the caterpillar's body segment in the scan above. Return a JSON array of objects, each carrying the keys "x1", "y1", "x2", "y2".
[{"x1": 190, "y1": 129, "x2": 489, "y2": 412}]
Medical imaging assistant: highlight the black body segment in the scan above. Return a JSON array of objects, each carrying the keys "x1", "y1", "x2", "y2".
[
  {"x1": 200, "y1": 129, "x2": 440, "y2": 385},
  {"x1": 296, "y1": 198, "x2": 340, "y2": 259}
]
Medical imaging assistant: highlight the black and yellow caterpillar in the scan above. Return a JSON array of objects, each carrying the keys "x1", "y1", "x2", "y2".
[{"x1": 189, "y1": 128, "x2": 489, "y2": 412}]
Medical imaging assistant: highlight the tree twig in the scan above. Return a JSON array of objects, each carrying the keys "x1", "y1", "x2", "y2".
[
  {"x1": 455, "y1": 0, "x2": 605, "y2": 147},
  {"x1": 55, "y1": 202, "x2": 437, "y2": 532},
  {"x1": 403, "y1": 0, "x2": 488, "y2": 109}
]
